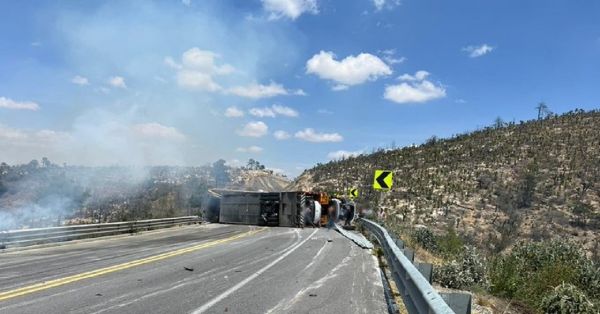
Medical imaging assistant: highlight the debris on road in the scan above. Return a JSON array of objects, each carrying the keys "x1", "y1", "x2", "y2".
[{"x1": 184, "y1": 267, "x2": 194, "y2": 271}]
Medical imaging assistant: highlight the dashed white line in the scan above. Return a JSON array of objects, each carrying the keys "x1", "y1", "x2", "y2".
[{"x1": 190, "y1": 229, "x2": 319, "y2": 314}]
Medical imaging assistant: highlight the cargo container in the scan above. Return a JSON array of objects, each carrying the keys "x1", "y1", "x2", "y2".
[{"x1": 206, "y1": 190, "x2": 354, "y2": 228}]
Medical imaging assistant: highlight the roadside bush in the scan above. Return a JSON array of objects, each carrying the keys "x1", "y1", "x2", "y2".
[
  {"x1": 577, "y1": 261, "x2": 600, "y2": 303},
  {"x1": 541, "y1": 283, "x2": 595, "y2": 314},
  {"x1": 435, "y1": 246, "x2": 488, "y2": 289},
  {"x1": 437, "y1": 227, "x2": 464, "y2": 258},
  {"x1": 435, "y1": 260, "x2": 465, "y2": 289},
  {"x1": 411, "y1": 227, "x2": 438, "y2": 252},
  {"x1": 489, "y1": 240, "x2": 595, "y2": 311}
]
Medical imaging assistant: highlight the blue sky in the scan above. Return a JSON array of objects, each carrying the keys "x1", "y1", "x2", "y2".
[{"x1": 1, "y1": 0, "x2": 599, "y2": 176}]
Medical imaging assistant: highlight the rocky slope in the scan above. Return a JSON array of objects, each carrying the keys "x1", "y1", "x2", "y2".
[{"x1": 293, "y1": 109, "x2": 600, "y2": 256}]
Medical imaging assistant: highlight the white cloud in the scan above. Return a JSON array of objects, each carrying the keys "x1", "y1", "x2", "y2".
[
  {"x1": 236, "y1": 145, "x2": 263, "y2": 153},
  {"x1": 327, "y1": 149, "x2": 363, "y2": 160},
  {"x1": 262, "y1": 0, "x2": 318, "y2": 20},
  {"x1": 108, "y1": 76, "x2": 127, "y2": 88},
  {"x1": 177, "y1": 70, "x2": 221, "y2": 92},
  {"x1": 167, "y1": 48, "x2": 234, "y2": 91},
  {"x1": 274, "y1": 130, "x2": 291, "y2": 140},
  {"x1": 462, "y1": 44, "x2": 494, "y2": 58},
  {"x1": 0, "y1": 97, "x2": 40, "y2": 111},
  {"x1": 0, "y1": 125, "x2": 73, "y2": 164},
  {"x1": 380, "y1": 49, "x2": 405, "y2": 64},
  {"x1": 167, "y1": 49, "x2": 302, "y2": 96},
  {"x1": 293, "y1": 89, "x2": 307, "y2": 96},
  {"x1": 224, "y1": 106, "x2": 244, "y2": 118},
  {"x1": 71, "y1": 75, "x2": 89, "y2": 86},
  {"x1": 384, "y1": 71, "x2": 446, "y2": 104},
  {"x1": 332, "y1": 84, "x2": 349, "y2": 91},
  {"x1": 249, "y1": 104, "x2": 298, "y2": 118},
  {"x1": 181, "y1": 48, "x2": 235, "y2": 75},
  {"x1": 372, "y1": 0, "x2": 401, "y2": 11},
  {"x1": 294, "y1": 128, "x2": 343, "y2": 142},
  {"x1": 131, "y1": 123, "x2": 185, "y2": 141},
  {"x1": 228, "y1": 82, "x2": 291, "y2": 99},
  {"x1": 272, "y1": 104, "x2": 298, "y2": 117},
  {"x1": 306, "y1": 51, "x2": 392, "y2": 89},
  {"x1": 398, "y1": 70, "x2": 430, "y2": 81},
  {"x1": 238, "y1": 121, "x2": 269, "y2": 137},
  {"x1": 383, "y1": 55, "x2": 405, "y2": 65},
  {"x1": 249, "y1": 107, "x2": 276, "y2": 118}
]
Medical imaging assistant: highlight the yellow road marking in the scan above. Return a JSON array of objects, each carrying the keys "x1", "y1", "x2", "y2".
[{"x1": 0, "y1": 228, "x2": 264, "y2": 302}]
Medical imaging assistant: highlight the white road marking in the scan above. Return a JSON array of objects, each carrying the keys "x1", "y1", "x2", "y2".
[
  {"x1": 265, "y1": 249, "x2": 353, "y2": 313},
  {"x1": 301, "y1": 240, "x2": 329, "y2": 273},
  {"x1": 190, "y1": 229, "x2": 319, "y2": 314}
]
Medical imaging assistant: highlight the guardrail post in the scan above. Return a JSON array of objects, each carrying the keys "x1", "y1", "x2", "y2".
[
  {"x1": 402, "y1": 248, "x2": 414, "y2": 262},
  {"x1": 0, "y1": 231, "x2": 7, "y2": 249},
  {"x1": 415, "y1": 262, "x2": 433, "y2": 283},
  {"x1": 441, "y1": 292, "x2": 472, "y2": 314},
  {"x1": 395, "y1": 239, "x2": 404, "y2": 249}
]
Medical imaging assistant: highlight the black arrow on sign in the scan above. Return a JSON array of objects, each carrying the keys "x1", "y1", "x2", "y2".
[
  {"x1": 350, "y1": 189, "x2": 358, "y2": 197},
  {"x1": 376, "y1": 171, "x2": 391, "y2": 189}
]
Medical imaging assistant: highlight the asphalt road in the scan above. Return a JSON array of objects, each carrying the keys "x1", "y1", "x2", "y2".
[{"x1": 0, "y1": 224, "x2": 387, "y2": 314}]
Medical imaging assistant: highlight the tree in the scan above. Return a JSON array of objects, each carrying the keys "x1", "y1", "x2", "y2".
[
  {"x1": 494, "y1": 117, "x2": 505, "y2": 129},
  {"x1": 517, "y1": 161, "x2": 538, "y2": 208},
  {"x1": 27, "y1": 159, "x2": 40, "y2": 170},
  {"x1": 41, "y1": 157, "x2": 52, "y2": 168},
  {"x1": 246, "y1": 158, "x2": 257, "y2": 170},
  {"x1": 211, "y1": 159, "x2": 230, "y2": 188},
  {"x1": 426, "y1": 135, "x2": 438, "y2": 146},
  {"x1": 0, "y1": 181, "x2": 7, "y2": 197},
  {"x1": 536, "y1": 102, "x2": 550, "y2": 120},
  {"x1": 245, "y1": 159, "x2": 265, "y2": 170}
]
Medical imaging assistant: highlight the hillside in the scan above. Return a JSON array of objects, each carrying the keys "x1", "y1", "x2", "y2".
[
  {"x1": 229, "y1": 169, "x2": 290, "y2": 192},
  {"x1": 0, "y1": 160, "x2": 288, "y2": 230},
  {"x1": 293, "y1": 109, "x2": 600, "y2": 256}
]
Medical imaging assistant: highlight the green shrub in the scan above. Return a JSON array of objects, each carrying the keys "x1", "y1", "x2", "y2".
[
  {"x1": 489, "y1": 240, "x2": 595, "y2": 311},
  {"x1": 577, "y1": 261, "x2": 600, "y2": 302},
  {"x1": 435, "y1": 246, "x2": 488, "y2": 289},
  {"x1": 435, "y1": 260, "x2": 465, "y2": 289},
  {"x1": 541, "y1": 283, "x2": 595, "y2": 314},
  {"x1": 411, "y1": 227, "x2": 438, "y2": 252},
  {"x1": 437, "y1": 227, "x2": 464, "y2": 258}
]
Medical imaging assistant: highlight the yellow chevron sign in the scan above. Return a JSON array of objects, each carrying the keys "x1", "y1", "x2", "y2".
[
  {"x1": 349, "y1": 188, "x2": 358, "y2": 198},
  {"x1": 373, "y1": 170, "x2": 393, "y2": 190}
]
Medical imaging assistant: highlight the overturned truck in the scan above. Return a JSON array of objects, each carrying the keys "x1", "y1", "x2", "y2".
[{"x1": 206, "y1": 190, "x2": 355, "y2": 228}]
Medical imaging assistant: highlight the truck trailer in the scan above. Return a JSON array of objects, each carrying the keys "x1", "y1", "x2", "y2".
[{"x1": 206, "y1": 190, "x2": 355, "y2": 228}]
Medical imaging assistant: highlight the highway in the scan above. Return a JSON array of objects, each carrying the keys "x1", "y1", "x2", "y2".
[{"x1": 0, "y1": 224, "x2": 388, "y2": 314}]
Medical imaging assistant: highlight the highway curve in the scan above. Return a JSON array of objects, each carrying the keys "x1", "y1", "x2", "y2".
[{"x1": 0, "y1": 224, "x2": 387, "y2": 314}]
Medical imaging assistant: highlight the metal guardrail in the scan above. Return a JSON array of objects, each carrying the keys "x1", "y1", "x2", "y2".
[
  {"x1": 0, "y1": 216, "x2": 201, "y2": 249},
  {"x1": 359, "y1": 218, "x2": 471, "y2": 314},
  {"x1": 334, "y1": 223, "x2": 374, "y2": 249}
]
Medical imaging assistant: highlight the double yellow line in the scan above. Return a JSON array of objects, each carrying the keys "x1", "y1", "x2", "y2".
[{"x1": 0, "y1": 228, "x2": 264, "y2": 302}]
